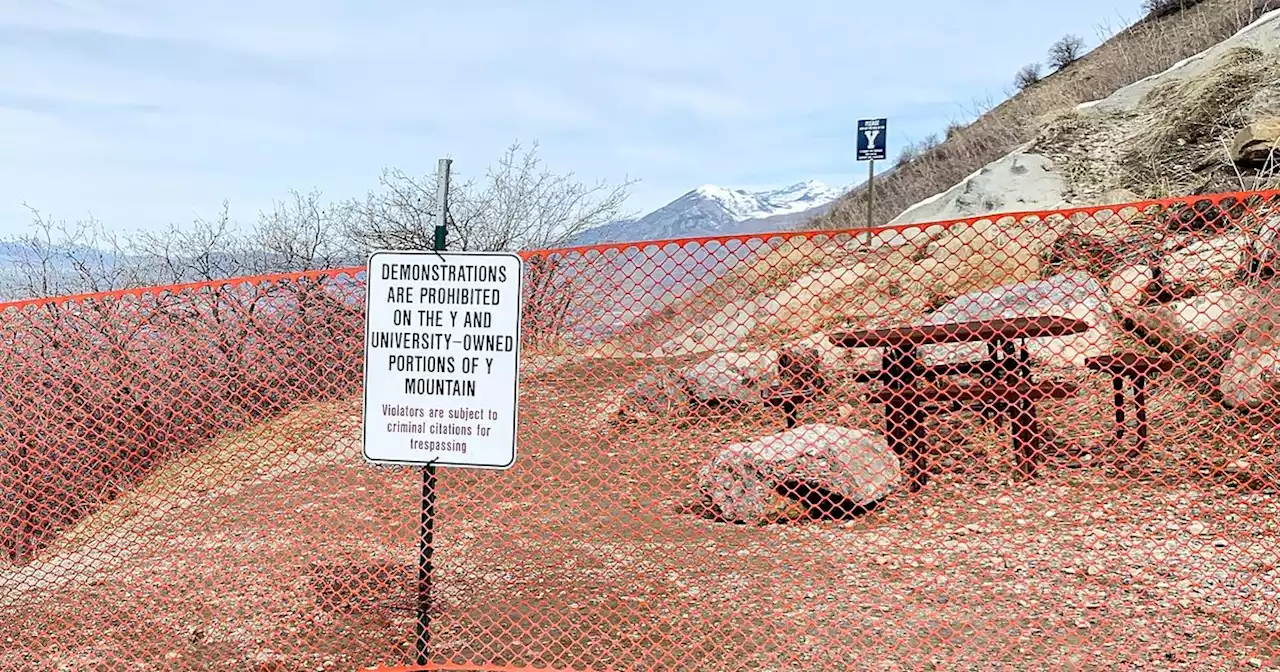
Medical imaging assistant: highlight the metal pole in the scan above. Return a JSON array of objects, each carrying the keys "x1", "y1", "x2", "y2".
[
  {"x1": 417, "y1": 157, "x2": 450, "y2": 666},
  {"x1": 865, "y1": 158, "x2": 876, "y2": 246}
]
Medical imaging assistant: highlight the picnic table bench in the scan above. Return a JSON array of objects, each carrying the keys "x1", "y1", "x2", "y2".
[{"x1": 828, "y1": 315, "x2": 1091, "y2": 491}]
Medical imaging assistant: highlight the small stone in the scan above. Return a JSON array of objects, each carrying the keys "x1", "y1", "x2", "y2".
[
  {"x1": 1227, "y1": 460, "x2": 1251, "y2": 473},
  {"x1": 1087, "y1": 565, "x2": 1101, "y2": 576},
  {"x1": 1188, "y1": 522, "x2": 1208, "y2": 536},
  {"x1": 1249, "y1": 658, "x2": 1263, "y2": 668},
  {"x1": 1214, "y1": 539, "x2": 1229, "y2": 548},
  {"x1": 1045, "y1": 510, "x2": 1057, "y2": 519}
]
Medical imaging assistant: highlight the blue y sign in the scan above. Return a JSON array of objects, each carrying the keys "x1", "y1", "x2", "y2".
[{"x1": 857, "y1": 118, "x2": 888, "y2": 161}]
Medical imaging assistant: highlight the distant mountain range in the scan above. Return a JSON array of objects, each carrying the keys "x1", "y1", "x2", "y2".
[
  {"x1": 568, "y1": 180, "x2": 841, "y2": 246},
  {"x1": 1, "y1": 179, "x2": 841, "y2": 342}
]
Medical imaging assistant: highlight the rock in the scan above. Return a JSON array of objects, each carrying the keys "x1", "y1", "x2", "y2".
[
  {"x1": 1078, "y1": 190, "x2": 1148, "y2": 243},
  {"x1": 681, "y1": 351, "x2": 779, "y2": 406},
  {"x1": 616, "y1": 366, "x2": 691, "y2": 422},
  {"x1": 887, "y1": 151, "x2": 1068, "y2": 227},
  {"x1": 761, "y1": 262, "x2": 876, "y2": 331},
  {"x1": 900, "y1": 218, "x2": 1046, "y2": 303},
  {"x1": 911, "y1": 270, "x2": 1115, "y2": 370},
  {"x1": 1163, "y1": 233, "x2": 1250, "y2": 290},
  {"x1": 1248, "y1": 214, "x2": 1280, "y2": 278},
  {"x1": 670, "y1": 331, "x2": 876, "y2": 409},
  {"x1": 697, "y1": 424, "x2": 901, "y2": 525},
  {"x1": 1230, "y1": 119, "x2": 1280, "y2": 164},
  {"x1": 651, "y1": 296, "x2": 763, "y2": 357},
  {"x1": 1220, "y1": 281, "x2": 1280, "y2": 410},
  {"x1": 1128, "y1": 287, "x2": 1259, "y2": 348},
  {"x1": 1162, "y1": 199, "x2": 1229, "y2": 233},
  {"x1": 1108, "y1": 265, "x2": 1155, "y2": 309},
  {"x1": 789, "y1": 331, "x2": 865, "y2": 374}
]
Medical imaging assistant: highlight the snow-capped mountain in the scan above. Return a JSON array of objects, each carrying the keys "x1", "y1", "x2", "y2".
[
  {"x1": 694, "y1": 181, "x2": 840, "y2": 222},
  {"x1": 569, "y1": 180, "x2": 840, "y2": 246}
]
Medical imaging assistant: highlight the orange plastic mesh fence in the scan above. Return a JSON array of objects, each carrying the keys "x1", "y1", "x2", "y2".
[{"x1": 5, "y1": 190, "x2": 1280, "y2": 671}]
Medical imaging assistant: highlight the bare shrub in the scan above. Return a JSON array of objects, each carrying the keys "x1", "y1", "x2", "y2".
[
  {"x1": 0, "y1": 139, "x2": 629, "y2": 561},
  {"x1": 341, "y1": 140, "x2": 635, "y2": 348},
  {"x1": 1014, "y1": 63, "x2": 1043, "y2": 90},
  {"x1": 1048, "y1": 34, "x2": 1087, "y2": 70},
  {"x1": 896, "y1": 134, "x2": 942, "y2": 168},
  {"x1": 0, "y1": 196, "x2": 366, "y2": 564}
]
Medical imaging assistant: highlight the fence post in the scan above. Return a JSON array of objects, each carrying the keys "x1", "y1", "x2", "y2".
[
  {"x1": 416, "y1": 157, "x2": 450, "y2": 666},
  {"x1": 865, "y1": 158, "x2": 875, "y2": 246}
]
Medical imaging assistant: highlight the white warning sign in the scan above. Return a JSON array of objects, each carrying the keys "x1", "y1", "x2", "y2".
[{"x1": 361, "y1": 250, "x2": 523, "y2": 469}]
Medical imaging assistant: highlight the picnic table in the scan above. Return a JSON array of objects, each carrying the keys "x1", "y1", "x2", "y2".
[{"x1": 828, "y1": 315, "x2": 1090, "y2": 492}]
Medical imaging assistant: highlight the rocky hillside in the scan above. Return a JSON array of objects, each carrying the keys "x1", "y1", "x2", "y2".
[
  {"x1": 601, "y1": 5, "x2": 1280, "y2": 437},
  {"x1": 809, "y1": 0, "x2": 1280, "y2": 233}
]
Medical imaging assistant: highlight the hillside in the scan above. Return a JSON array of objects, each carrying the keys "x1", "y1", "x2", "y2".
[
  {"x1": 809, "y1": 0, "x2": 1280, "y2": 232},
  {"x1": 593, "y1": 2, "x2": 1280, "y2": 368}
]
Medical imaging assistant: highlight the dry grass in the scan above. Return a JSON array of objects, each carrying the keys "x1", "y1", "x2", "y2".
[
  {"x1": 809, "y1": 0, "x2": 1280, "y2": 233},
  {"x1": 1120, "y1": 46, "x2": 1280, "y2": 195}
]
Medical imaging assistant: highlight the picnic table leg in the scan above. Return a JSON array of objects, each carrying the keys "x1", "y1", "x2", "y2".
[
  {"x1": 885, "y1": 400, "x2": 914, "y2": 485},
  {"x1": 1011, "y1": 396, "x2": 1040, "y2": 480},
  {"x1": 910, "y1": 403, "x2": 929, "y2": 490},
  {"x1": 781, "y1": 398, "x2": 798, "y2": 429},
  {"x1": 882, "y1": 344, "x2": 926, "y2": 492},
  {"x1": 1131, "y1": 373, "x2": 1149, "y2": 462},
  {"x1": 1110, "y1": 373, "x2": 1126, "y2": 448},
  {"x1": 886, "y1": 399, "x2": 926, "y2": 492}
]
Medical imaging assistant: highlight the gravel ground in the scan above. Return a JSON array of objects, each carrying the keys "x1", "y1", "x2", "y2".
[{"x1": 2, "y1": 357, "x2": 1280, "y2": 672}]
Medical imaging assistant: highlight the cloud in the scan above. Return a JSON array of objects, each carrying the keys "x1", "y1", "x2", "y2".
[{"x1": 0, "y1": 0, "x2": 1139, "y2": 238}]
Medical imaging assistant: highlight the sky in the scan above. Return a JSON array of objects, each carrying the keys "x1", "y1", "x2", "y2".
[{"x1": 0, "y1": 0, "x2": 1144, "y2": 239}]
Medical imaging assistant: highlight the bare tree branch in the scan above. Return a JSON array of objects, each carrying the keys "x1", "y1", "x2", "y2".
[{"x1": 343, "y1": 140, "x2": 635, "y2": 255}]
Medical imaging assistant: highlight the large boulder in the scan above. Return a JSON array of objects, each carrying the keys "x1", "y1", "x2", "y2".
[
  {"x1": 681, "y1": 351, "x2": 779, "y2": 406},
  {"x1": 1248, "y1": 214, "x2": 1280, "y2": 278},
  {"x1": 697, "y1": 424, "x2": 901, "y2": 525},
  {"x1": 788, "y1": 330, "x2": 878, "y2": 375},
  {"x1": 910, "y1": 270, "x2": 1115, "y2": 370},
  {"x1": 907, "y1": 218, "x2": 1047, "y2": 302},
  {"x1": 1230, "y1": 119, "x2": 1280, "y2": 165},
  {"x1": 1220, "y1": 282, "x2": 1280, "y2": 410},
  {"x1": 1126, "y1": 287, "x2": 1260, "y2": 353},
  {"x1": 676, "y1": 332, "x2": 879, "y2": 406},
  {"x1": 1108, "y1": 264, "x2": 1156, "y2": 309},
  {"x1": 650, "y1": 296, "x2": 764, "y2": 357},
  {"x1": 611, "y1": 365, "x2": 691, "y2": 423},
  {"x1": 885, "y1": 151, "x2": 1068, "y2": 227},
  {"x1": 1163, "y1": 233, "x2": 1250, "y2": 291},
  {"x1": 1076, "y1": 189, "x2": 1149, "y2": 244},
  {"x1": 759, "y1": 262, "x2": 878, "y2": 332}
]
